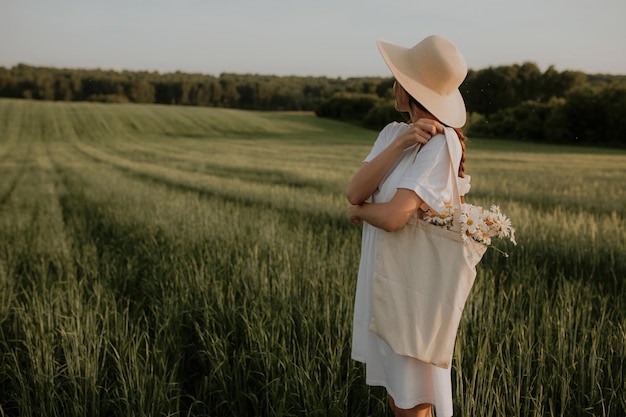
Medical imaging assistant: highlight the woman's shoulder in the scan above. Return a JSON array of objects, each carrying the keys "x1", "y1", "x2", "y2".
[
  {"x1": 422, "y1": 129, "x2": 461, "y2": 156},
  {"x1": 379, "y1": 121, "x2": 409, "y2": 139},
  {"x1": 419, "y1": 132, "x2": 447, "y2": 154}
]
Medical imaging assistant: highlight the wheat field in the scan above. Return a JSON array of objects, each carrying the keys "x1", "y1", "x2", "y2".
[{"x1": 0, "y1": 98, "x2": 624, "y2": 416}]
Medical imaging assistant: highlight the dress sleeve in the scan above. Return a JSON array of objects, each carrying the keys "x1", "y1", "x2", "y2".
[
  {"x1": 363, "y1": 122, "x2": 407, "y2": 163},
  {"x1": 396, "y1": 133, "x2": 461, "y2": 214}
]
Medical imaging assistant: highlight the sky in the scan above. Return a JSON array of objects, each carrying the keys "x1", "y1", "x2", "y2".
[{"x1": 1, "y1": 0, "x2": 625, "y2": 78}]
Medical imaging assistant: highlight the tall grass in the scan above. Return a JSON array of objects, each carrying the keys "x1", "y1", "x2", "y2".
[{"x1": 0, "y1": 98, "x2": 624, "y2": 416}]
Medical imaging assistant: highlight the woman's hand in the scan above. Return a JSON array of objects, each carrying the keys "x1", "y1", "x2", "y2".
[
  {"x1": 394, "y1": 118, "x2": 444, "y2": 149},
  {"x1": 349, "y1": 204, "x2": 365, "y2": 224}
]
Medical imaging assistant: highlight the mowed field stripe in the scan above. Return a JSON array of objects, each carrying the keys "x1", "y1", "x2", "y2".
[{"x1": 70, "y1": 138, "x2": 347, "y2": 223}]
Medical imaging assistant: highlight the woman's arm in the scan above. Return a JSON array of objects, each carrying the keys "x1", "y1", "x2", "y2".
[
  {"x1": 345, "y1": 119, "x2": 443, "y2": 205},
  {"x1": 345, "y1": 138, "x2": 405, "y2": 205},
  {"x1": 349, "y1": 188, "x2": 423, "y2": 232}
]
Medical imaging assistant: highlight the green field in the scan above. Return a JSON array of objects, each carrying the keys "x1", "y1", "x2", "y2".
[{"x1": 0, "y1": 98, "x2": 624, "y2": 416}]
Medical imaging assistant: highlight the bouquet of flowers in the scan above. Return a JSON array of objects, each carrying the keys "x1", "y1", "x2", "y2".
[{"x1": 423, "y1": 203, "x2": 516, "y2": 250}]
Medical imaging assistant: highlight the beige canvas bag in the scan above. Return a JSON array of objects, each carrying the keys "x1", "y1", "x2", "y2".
[{"x1": 369, "y1": 127, "x2": 487, "y2": 369}]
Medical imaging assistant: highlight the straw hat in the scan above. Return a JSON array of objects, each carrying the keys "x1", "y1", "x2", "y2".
[{"x1": 377, "y1": 35, "x2": 468, "y2": 128}]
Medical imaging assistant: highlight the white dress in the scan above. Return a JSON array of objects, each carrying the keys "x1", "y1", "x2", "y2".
[{"x1": 351, "y1": 122, "x2": 470, "y2": 416}]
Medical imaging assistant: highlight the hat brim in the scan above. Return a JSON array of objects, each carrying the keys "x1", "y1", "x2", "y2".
[{"x1": 377, "y1": 39, "x2": 467, "y2": 128}]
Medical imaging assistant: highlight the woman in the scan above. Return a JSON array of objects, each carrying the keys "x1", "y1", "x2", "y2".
[{"x1": 346, "y1": 35, "x2": 470, "y2": 417}]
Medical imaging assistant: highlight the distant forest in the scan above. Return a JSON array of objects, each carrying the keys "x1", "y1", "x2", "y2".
[{"x1": 1, "y1": 63, "x2": 625, "y2": 147}]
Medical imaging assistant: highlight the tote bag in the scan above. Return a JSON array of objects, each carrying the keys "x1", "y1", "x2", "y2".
[{"x1": 369, "y1": 127, "x2": 487, "y2": 369}]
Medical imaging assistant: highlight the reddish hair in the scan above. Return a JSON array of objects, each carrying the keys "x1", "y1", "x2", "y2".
[{"x1": 452, "y1": 127, "x2": 466, "y2": 179}]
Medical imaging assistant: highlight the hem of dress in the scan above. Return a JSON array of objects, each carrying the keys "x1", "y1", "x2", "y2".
[
  {"x1": 365, "y1": 378, "x2": 452, "y2": 417},
  {"x1": 351, "y1": 354, "x2": 365, "y2": 363}
]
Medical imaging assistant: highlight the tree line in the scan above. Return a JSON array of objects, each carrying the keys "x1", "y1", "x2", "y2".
[
  {"x1": 1, "y1": 63, "x2": 625, "y2": 147},
  {"x1": 316, "y1": 64, "x2": 626, "y2": 148},
  {"x1": 0, "y1": 64, "x2": 369, "y2": 110}
]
